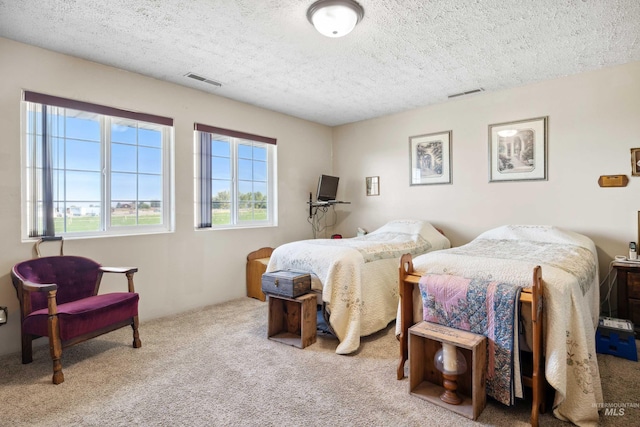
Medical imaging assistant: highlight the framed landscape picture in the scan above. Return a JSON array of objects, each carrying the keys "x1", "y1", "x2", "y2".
[
  {"x1": 409, "y1": 130, "x2": 452, "y2": 185},
  {"x1": 488, "y1": 116, "x2": 548, "y2": 182}
]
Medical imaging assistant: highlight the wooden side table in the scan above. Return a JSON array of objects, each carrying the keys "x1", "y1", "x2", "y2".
[
  {"x1": 267, "y1": 293, "x2": 317, "y2": 349},
  {"x1": 246, "y1": 247, "x2": 273, "y2": 301},
  {"x1": 613, "y1": 261, "x2": 640, "y2": 338},
  {"x1": 409, "y1": 321, "x2": 486, "y2": 421}
]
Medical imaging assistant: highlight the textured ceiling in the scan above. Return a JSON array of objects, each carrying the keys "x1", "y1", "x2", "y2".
[{"x1": 1, "y1": 0, "x2": 639, "y2": 126}]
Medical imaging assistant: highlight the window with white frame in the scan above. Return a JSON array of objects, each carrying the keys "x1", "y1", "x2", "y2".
[
  {"x1": 22, "y1": 91, "x2": 174, "y2": 239},
  {"x1": 195, "y1": 123, "x2": 277, "y2": 229}
]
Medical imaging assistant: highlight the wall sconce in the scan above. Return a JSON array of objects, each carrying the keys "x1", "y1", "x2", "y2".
[{"x1": 0, "y1": 306, "x2": 7, "y2": 326}]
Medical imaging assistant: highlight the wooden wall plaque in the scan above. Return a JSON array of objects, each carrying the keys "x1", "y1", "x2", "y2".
[{"x1": 598, "y1": 175, "x2": 629, "y2": 187}]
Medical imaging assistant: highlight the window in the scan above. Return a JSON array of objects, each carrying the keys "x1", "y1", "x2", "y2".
[
  {"x1": 22, "y1": 91, "x2": 174, "y2": 239},
  {"x1": 195, "y1": 123, "x2": 277, "y2": 229}
]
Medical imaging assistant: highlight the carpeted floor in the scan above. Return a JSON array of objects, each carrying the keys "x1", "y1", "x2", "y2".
[{"x1": 0, "y1": 297, "x2": 638, "y2": 426}]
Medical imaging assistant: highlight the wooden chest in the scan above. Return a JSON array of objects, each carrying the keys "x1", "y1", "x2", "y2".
[{"x1": 261, "y1": 270, "x2": 311, "y2": 298}]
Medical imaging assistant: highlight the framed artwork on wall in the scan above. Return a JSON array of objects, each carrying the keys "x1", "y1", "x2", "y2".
[
  {"x1": 366, "y1": 176, "x2": 380, "y2": 196},
  {"x1": 409, "y1": 130, "x2": 452, "y2": 185},
  {"x1": 488, "y1": 116, "x2": 548, "y2": 182},
  {"x1": 631, "y1": 148, "x2": 640, "y2": 176}
]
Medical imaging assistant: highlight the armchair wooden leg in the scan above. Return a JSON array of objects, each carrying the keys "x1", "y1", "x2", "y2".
[
  {"x1": 21, "y1": 333, "x2": 33, "y2": 364},
  {"x1": 52, "y1": 358, "x2": 64, "y2": 385},
  {"x1": 131, "y1": 316, "x2": 141, "y2": 348},
  {"x1": 48, "y1": 316, "x2": 64, "y2": 384}
]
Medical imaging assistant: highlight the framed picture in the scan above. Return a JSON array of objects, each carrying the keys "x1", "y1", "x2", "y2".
[
  {"x1": 366, "y1": 176, "x2": 379, "y2": 196},
  {"x1": 631, "y1": 148, "x2": 640, "y2": 176},
  {"x1": 488, "y1": 116, "x2": 548, "y2": 182},
  {"x1": 409, "y1": 130, "x2": 452, "y2": 185}
]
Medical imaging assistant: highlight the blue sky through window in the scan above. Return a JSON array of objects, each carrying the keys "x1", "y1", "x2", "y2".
[{"x1": 29, "y1": 108, "x2": 164, "y2": 210}]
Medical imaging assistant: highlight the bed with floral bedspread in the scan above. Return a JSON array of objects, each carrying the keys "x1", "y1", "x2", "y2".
[
  {"x1": 402, "y1": 225, "x2": 603, "y2": 427},
  {"x1": 266, "y1": 219, "x2": 450, "y2": 354}
]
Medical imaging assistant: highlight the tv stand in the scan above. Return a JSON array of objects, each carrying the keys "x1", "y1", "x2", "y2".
[
  {"x1": 307, "y1": 201, "x2": 351, "y2": 218},
  {"x1": 306, "y1": 193, "x2": 350, "y2": 238}
]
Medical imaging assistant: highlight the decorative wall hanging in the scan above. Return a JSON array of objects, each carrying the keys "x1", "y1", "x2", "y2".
[
  {"x1": 366, "y1": 176, "x2": 380, "y2": 196},
  {"x1": 488, "y1": 116, "x2": 548, "y2": 182},
  {"x1": 410, "y1": 130, "x2": 452, "y2": 185},
  {"x1": 630, "y1": 148, "x2": 640, "y2": 176}
]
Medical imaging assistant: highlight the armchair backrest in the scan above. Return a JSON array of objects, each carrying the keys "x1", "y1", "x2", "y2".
[{"x1": 12, "y1": 256, "x2": 102, "y2": 311}]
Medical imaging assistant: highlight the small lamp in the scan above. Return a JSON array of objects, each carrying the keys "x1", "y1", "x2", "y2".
[
  {"x1": 434, "y1": 342, "x2": 468, "y2": 405},
  {"x1": 0, "y1": 306, "x2": 7, "y2": 326},
  {"x1": 307, "y1": 0, "x2": 364, "y2": 38}
]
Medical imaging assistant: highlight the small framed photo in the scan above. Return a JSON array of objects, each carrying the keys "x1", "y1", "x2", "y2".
[
  {"x1": 409, "y1": 130, "x2": 452, "y2": 185},
  {"x1": 488, "y1": 116, "x2": 548, "y2": 182},
  {"x1": 366, "y1": 176, "x2": 380, "y2": 196},
  {"x1": 631, "y1": 148, "x2": 640, "y2": 176}
]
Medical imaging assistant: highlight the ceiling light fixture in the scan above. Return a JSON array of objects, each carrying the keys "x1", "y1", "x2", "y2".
[{"x1": 307, "y1": 0, "x2": 364, "y2": 38}]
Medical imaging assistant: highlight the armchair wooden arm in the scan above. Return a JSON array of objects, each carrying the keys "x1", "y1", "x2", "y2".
[
  {"x1": 100, "y1": 267, "x2": 139, "y2": 274},
  {"x1": 20, "y1": 281, "x2": 57, "y2": 293},
  {"x1": 98, "y1": 266, "x2": 139, "y2": 293}
]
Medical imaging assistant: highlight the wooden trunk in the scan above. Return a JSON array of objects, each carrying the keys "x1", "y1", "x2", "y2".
[{"x1": 261, "y1": 270, "x2": 311, "y2": 298}]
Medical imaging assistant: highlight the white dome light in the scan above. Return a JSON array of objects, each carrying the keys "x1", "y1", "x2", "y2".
[{"x1": 307, "y1": 0, "x2": 364, "y2": 38}]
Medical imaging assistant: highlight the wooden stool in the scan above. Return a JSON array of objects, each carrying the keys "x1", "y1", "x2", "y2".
[
  {"x1": 409, "y1": 321, "x2": 486, "y2": 420},
  {"x1": 267, "y1": 293, "x2": 317, "y2": 349},
  {"x1": 246, "y1": 247, "x2": 273, "y2": 301}
]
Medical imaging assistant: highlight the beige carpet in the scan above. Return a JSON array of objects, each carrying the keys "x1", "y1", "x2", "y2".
[{"x1": 0, "y1": 297, "x2": 638, "y2": 426}]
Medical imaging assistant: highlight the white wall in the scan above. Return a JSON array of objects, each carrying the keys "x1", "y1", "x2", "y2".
[
  {"x1": 0, "y1": 38, "x2": 333, "y2": 356},
  {"x1": 332, "y1": 61, "x2": 640, "y2": 280}
]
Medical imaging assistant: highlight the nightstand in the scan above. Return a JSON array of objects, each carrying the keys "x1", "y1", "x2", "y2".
[{"x1": 613, "y1": 261, "x2": 640, "y2": 338}]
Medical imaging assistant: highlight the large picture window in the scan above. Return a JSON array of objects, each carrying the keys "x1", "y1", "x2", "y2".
[
  {"x1": 22, "y1": 91, "x2": 174, "y2": 239},
  {"x1": 195, "y1": 123, "x2": 277, "y2": 229}
]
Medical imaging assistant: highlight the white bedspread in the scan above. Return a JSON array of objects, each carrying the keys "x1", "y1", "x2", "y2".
[
  {"x1": 409, "y1": 225, "x2": 603, "y2": 427},
  {"x1": 267, "y1": 220, "x2": 450, "y2": 354}
]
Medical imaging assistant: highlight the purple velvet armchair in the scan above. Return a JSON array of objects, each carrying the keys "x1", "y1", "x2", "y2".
[{"x1": 11, "y1": 255, "x2": 141, "y2": 384}]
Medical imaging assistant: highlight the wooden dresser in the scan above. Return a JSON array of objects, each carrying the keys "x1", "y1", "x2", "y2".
[{"x1": 613, "y1": 261, "x2": 640, "y2": 338}]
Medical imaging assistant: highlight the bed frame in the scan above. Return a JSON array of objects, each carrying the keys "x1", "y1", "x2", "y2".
[{"x1": 396, "y1": 253, "x2": 545, "y2": 427}]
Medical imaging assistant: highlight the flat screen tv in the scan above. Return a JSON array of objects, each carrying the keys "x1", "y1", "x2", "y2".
[{"x1": 316, "y1": 174, "x2": 339, "y2": 201}]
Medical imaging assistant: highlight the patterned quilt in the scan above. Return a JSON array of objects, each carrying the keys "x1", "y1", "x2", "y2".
[
  {"x1": 267, "y1": 219, "x2": 450, "y2": 354},
  {"x1": 409, "y1": 225, "x2": 603, "y2": 427},
  {"x1": 419, "y1": 274, "x2": 521, "y2": 405}
]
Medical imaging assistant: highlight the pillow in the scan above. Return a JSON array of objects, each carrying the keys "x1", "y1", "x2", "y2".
[{"x1": 367, "y1": 219, "x2": 451, "y2": 249}]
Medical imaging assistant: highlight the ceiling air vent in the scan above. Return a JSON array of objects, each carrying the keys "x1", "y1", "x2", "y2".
[
  {"x1": 185, "y1": 72, "x2": 222, "y2": 88},
  {"x1": 447, "y1": 88, "x2": 484, "y2": 99}
]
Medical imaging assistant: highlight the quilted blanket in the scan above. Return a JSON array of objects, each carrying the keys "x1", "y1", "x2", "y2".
[
  {"x1": 419, "y1": 274, "x2": 521, "y2": 405},
  {"x1": 410, "y1": 225, "x2": 603, "y2": 427},
  {"x1": 267, "y1": 219, "x2": 450, "y2": 354}
]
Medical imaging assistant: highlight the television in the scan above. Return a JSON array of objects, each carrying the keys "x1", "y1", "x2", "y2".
[{"x1": 316, "y1": 174, "x2": 339, "y2": 201}]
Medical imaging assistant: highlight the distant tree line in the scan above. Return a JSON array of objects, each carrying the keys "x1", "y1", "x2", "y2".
[{"x1": 212, "y1": 191, "x2": 266, "y2": 209}]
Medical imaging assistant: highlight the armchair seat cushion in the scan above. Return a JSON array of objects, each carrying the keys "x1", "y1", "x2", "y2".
[{"x1": 23, "y1": 292, "x2": 139, "y2": 341}]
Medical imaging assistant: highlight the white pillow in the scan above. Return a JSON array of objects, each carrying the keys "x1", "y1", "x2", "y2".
[{"x1": 368, "y1": 219, "x2": 451, "y2": 249}]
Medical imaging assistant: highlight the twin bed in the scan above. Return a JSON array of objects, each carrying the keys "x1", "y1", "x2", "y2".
[
  {"x1": 397, "y1": 225, "x2": 603, "y2": 427},
  {"x1": 268, "y1": 222, "x2": 603, "y2": 426},
  {"x1": 266, "y1": 219, "x2": 450, "y2": 354}
]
